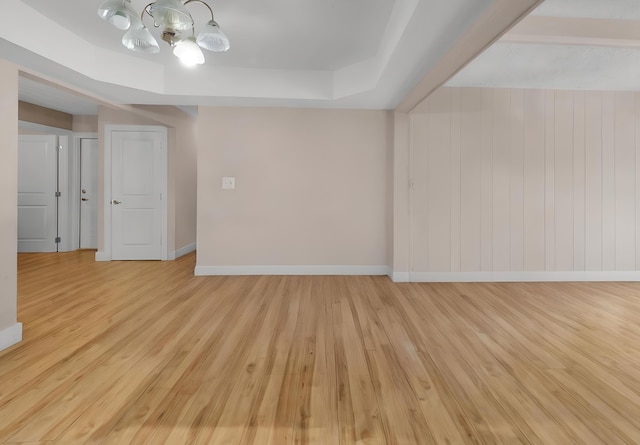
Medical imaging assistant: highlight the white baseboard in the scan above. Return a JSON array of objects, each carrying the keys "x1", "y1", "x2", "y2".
[
  {"x1": 194, "y1": 265, "x2": 390, "y2": 276},
  {"x1": 175, "y1": 243, "x2": 196, "y2": 259},
  {"x1": 0, "y1": 323, "x2": 22, "y2": 352},
  {"x1": 95, "y1": 251, "x2": 110, "y2": 262},
  {"x1": 409, "y1": 271, "x2": 640, "y2": 282},
  {"x1": 391, "y1": 272, "x2": 410, "y2": 282}
]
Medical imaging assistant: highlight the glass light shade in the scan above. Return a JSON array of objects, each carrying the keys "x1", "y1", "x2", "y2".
[
  {"x1": 149, "y1": 0, "x2": 194, "y2": 31},
  {"x1": 196, "y1": 20, "x2": 230, "y2": 52},
  {"x1": 173, "y1": 37, "x2": 205, "y2": 66},
  {"x1": 122, "y1": 22, "x2": 160, "y2": 54},
  {"x1": 97, "y1": 0, "x2": 136, "y2": 30}
]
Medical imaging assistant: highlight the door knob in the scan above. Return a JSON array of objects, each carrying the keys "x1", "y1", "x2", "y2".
[
  {"x1": 81, "y1": 197, "x2": 89, "y2": 201},
  {"x1": 111, "y1": 200, "x2": 122, "y2": 205}
]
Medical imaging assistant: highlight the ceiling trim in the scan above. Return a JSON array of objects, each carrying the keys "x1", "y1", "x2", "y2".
[
  {"x1": 333, "y1": 0, "x2": 418, "y2": 99},
  {"x1": 395, "y1": 0, "x2": 544, "y2": 113},
  {"x1": 502, "y1": 16, "x2": 640, "y2": 49}
]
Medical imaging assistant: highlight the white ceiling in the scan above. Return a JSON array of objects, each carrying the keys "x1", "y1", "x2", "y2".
[
  {"x1": 3, "y1": 0, "x2": 504, "y2": 113},
  {"x1": 448, "y1": 0, "x2": 640, "y2": 91},
  {"x1": 448, "y1": 43, "x2": 640, "y2": 91},
  {"x1": 19, "y1": 77, "x2": 99, "y2": 115},
  {"x1": 22, "y1": 0, "x2": 396, "y2": 72},
  {"x1": 14, "y1": 0, "x2": 639, "y2": 114}
]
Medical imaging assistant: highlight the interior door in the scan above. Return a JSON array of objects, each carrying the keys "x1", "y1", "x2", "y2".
[
  {"x1": 80, "y1": 138, "x2": 99, "y2": 249},
  {"x1": 17, "y1": 135, "x2": 58, "y2": 252},
  {"x1": 111, "y1": 130, "x2": 164, "y2": 260}
]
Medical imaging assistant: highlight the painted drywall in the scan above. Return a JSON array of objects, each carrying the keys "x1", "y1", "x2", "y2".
[
  {"x1": 97, "y1": 105, "x2": 197, "y2": 257},
  {"x1": 392, "y1": 112, "x2": 411, "y2": 281},
  {"x1": 72, "y1": 115, "x2": 98, "y2": 133},
  {"x1": 18, "y1": 101, "x2": 72, "y2": 130},
  {"x1": 385, "y1": 112, "x2": 394, "y2": 273},
  {"x1": 134, "y1": 105, "x2": 197, "y2": 252},
  {"x1": 409, "y1": 86, "x2": 640, "y2": 276},
  {"x1": 0, "y1": 60, "x2": 19, "y2": 343},
  {"x1": 196, "y1": 107, "x2": 390, "y2": 272}
]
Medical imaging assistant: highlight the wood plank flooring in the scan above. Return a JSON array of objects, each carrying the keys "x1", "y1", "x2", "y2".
[{"x1": 2, "y1": 251, "x2": 640, "y2": 443}]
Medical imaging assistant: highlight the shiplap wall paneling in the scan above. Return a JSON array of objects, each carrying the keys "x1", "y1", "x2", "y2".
[
  {"x1": 584, "y1": 91, "x2": 603, "y2": 271},
  {"x1": 460, "y1": 88, "x2": 483, "y2": 272},
  {"x1": 510, "y1": 89, "x2": 525, "y2": 271},
  {"x1": 523, "y1": 90, "x2": 546, "y2": 271},
  {"x1": 481, "y1": 89, "x2": 494, "y2": 271},
  {"x1": 636, "y1": 93, "x2": 640, "y2": 270},
  {"x1": 554, "y1": 90, "x2": 574, "y2": 271},
  {"x1": 544, "y1": 90, "x2": 556, "y2": 271},
  {"x1": 427, "y1": 88, "x2": 452, "y2": 272},
  {"x1": 411, "y1": 87, "x2": 640, "y2": 275},
  {"x1": 615, "y1": 92, "x2": 636, "y2": 271},
  {"x1": 492, "y1": 89, "x2": 511, "y2": 272},
  {"x1": 573, "y1": 92, "x2": 586, "y2": 272},
  {"x1": 450, "y1": 88, "x2": 462, "y2": 272},
  {"x1": 602, "y1": 93, "x2": 616, "y2": 271}
]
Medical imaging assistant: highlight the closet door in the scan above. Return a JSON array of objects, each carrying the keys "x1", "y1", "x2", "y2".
[{"x1": 18, "y1": 135, "x2": 58, "y2": 252}]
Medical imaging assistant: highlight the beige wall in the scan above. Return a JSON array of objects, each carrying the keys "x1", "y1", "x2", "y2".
[
  {"x1": 135, "y1": 106, "x2": 197, "y2": 251},
  {"x1": 196, "y1": 107, "x2": 390, "y2": 269},
  {"x1": 410, "y1": 87, "x2": 640, "y2": 274},
  {"x1": 18, "y1": 101, "x2": 73, "y2": 130},
  {"x1": 0, "y1": 60, "x2": 18, "y2": 331},
  {"x1": 97, "y1": 105, "x2": 197, "y2": 255},
  {"x1": 385, "y1": 112, "x2": 394, "y2": 271},
  {"x1": 392, "y1": 112, "x2": 411, "y2": 280},
  {"x1": 72, "y1": 115, "x2": 98, "y2": 133},
  {"x1": 18, "y1": 104, "x2": 97, "y2": 134}
]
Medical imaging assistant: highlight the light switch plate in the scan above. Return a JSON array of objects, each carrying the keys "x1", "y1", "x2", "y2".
[{"x1": 222, "y1": 176, "x2": 235, "y2": 189}]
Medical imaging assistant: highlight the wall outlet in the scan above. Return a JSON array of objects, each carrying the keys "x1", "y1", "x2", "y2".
[{"x1": 222, "y1": 176, "x2": 235, "y2": 189}]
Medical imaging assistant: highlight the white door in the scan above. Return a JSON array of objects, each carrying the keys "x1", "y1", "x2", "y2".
[
  {"x1": 80, "y1": 138, "x2": 99, "y2": 249},
  {"x1": 18, "y1": 135, "x2": 58, "y2": 252},
  {"x1": 111, "y1": 130, "x2": 164, "y2": 260}
]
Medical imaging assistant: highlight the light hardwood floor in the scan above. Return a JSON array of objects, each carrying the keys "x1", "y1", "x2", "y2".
[{"x1": 1, "y1": 251, "x2": 640, "y2": 444}]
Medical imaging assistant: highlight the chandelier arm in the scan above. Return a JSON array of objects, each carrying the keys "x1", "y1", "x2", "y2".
[
  {"x1": 141, "y1": 3, "x2": 155, "y2": 23},
  {"x1": 183, "y1": 0, "x2": 215, "y2": 21}
]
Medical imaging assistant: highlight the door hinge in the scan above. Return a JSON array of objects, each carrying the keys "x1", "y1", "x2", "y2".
[
  {"x1": 55, "y1": 237, "x2": 61, "y2": 244},
  {"x1": 55, "y1": 191, "x2": 61, "y2": 197}
]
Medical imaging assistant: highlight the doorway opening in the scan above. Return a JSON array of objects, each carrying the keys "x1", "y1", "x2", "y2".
[{"x1": 78, "y1": 137, "x2": 99, "y2": 249}]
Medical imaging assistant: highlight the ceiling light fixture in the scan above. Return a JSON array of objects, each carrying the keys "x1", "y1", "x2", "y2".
[{"x1": 97, "y1": 0, "x2": 230, "y2": 66}]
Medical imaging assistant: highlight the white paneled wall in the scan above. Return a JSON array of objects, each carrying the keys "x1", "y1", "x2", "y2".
[{"x1": 410, "y1": 87, "x2": 640, "y2": 279}]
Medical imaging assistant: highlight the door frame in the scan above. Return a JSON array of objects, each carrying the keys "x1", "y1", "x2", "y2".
[
  {"x1": 70, "y1": 133, "x2": 98, "y2": 251},
  {"x1": 99, "y1": 125, "x2": 168, "y2": 261}
]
